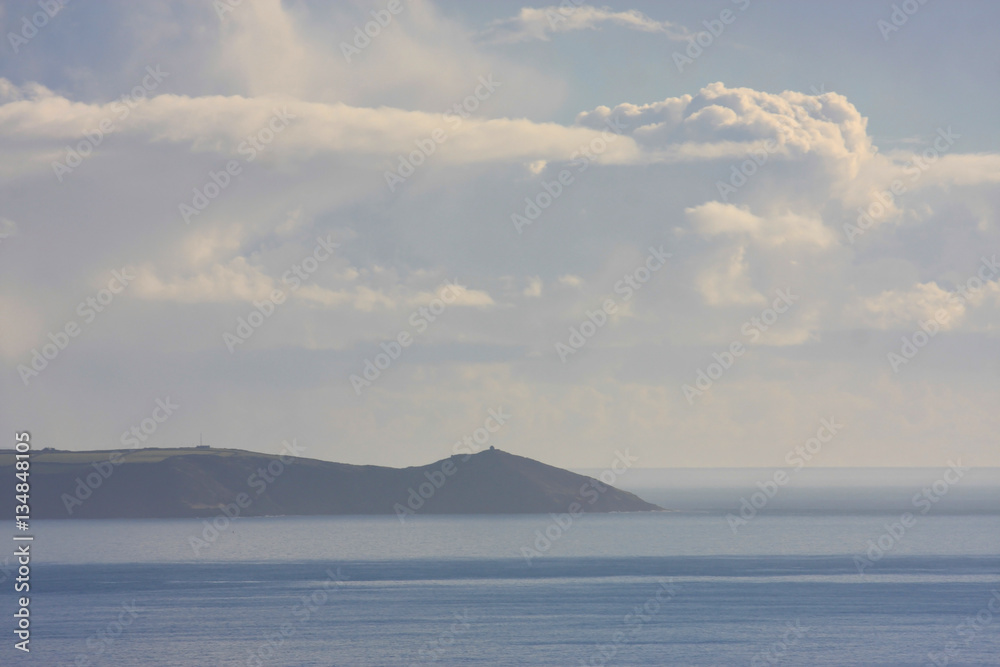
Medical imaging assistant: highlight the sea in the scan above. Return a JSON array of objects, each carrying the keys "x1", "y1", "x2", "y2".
[{"x1": 18, "y1": 509, "x2": 1000, "y2": 666}]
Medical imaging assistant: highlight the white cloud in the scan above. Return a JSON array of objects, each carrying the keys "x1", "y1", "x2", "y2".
[
  {"x1": 481, "y1": 5, "x2": 690, "y2": 43},
  {"x1": 523, "y1": 277, "x2": 543, "y2": 297},
  {"x1": 132, "y1": 257, "x2": 277, "y2": 303},
  {"x1": 696, "y1": 247, "x2": 765, "y2": 306},
  {"x1": 688, "y1": 202, "x2": 837, "y2": 248},
  {"x1": 577, "y1": 82, "x2": 875, "y2": 183},
  {"x1": 0, "y1": 82, "x2": 643, "y2": 172},
  {"x1": 852, "y1": 281, "x2": 995, "y2": 331}
]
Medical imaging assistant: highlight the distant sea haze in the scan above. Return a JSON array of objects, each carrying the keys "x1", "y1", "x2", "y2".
[{"x1": 585, "y1": 466, "x2": 1000, "y2": 514}]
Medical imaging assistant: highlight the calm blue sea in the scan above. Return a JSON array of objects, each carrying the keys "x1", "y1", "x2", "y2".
[{"x1": 15, "y1": 514, "x2": 1000, "y2": 666}]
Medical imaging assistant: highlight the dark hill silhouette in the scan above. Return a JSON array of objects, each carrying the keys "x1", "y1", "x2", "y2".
[{"x1": 0, "y1": 447, "x2": 662, "y2": 519}]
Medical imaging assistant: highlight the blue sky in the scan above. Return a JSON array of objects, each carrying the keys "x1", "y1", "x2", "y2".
[{"x1": 2, "y1": 0, "x2": 1000, "y2": 469}]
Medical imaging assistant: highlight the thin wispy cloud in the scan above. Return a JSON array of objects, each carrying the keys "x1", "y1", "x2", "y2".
[{"x1": 479, "y1": 5, "x2": 691, "y2": 43}]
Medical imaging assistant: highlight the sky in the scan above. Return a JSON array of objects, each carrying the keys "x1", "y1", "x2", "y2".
[{"x1": 2, "y1": 0, "x2": 1000, "y2": 469}]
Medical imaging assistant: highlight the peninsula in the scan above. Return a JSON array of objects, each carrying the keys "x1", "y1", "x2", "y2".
[{"x1": 0, "y1": 446, "x2": 662, "y2": 519}]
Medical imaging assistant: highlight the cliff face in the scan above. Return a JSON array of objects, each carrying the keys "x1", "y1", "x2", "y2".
[{"x1": 1, "y1": 447, "x2": 662, "y2": 519}]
